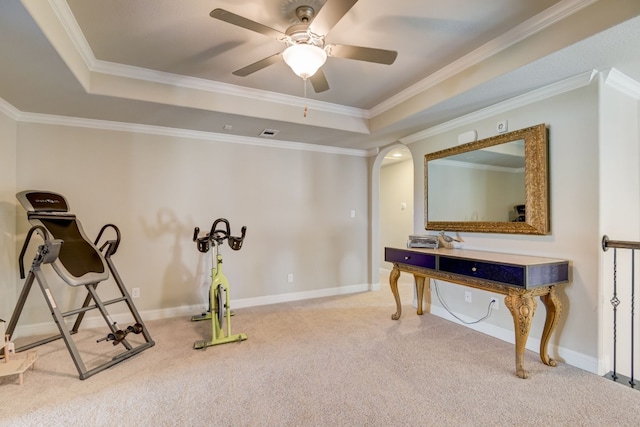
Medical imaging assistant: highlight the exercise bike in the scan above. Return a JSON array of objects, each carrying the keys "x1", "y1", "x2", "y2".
[{"x1": 191, "y1": 218, "x2": 247, "y2": 349}]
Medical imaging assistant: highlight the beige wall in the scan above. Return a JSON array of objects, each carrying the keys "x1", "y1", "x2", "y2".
[
  {"x1": 0, "y1": 110, "x2": 17, "y2": 319},
  {"x1": 8, "y1": 122, "x2": 370, "y2": 328}
]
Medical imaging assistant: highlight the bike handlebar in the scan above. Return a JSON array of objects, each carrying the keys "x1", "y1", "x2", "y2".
[
  {"x1": 209, "y1": 218, "x2": 230, "y2": 241},
  {"x1": 229, "y1": 226, "x2": 247, "y2": 251},
  {"x1": 192, "y1": 219, "x2": 246, "y2": 253}
]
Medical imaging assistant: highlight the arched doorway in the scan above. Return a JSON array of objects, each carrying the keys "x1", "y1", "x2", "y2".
[{"x1": 370, "y1": 144, "x2": 413, "y2": 289}]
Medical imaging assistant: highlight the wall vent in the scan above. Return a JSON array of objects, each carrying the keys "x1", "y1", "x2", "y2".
[{"x1": 259, "y1": 129, "x2": 279, "y2": 137}]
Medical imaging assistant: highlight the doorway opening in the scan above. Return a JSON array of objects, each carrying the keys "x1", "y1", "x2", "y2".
[{"x1": 371, "y1": 144, "x2": 414, "y2": 289}]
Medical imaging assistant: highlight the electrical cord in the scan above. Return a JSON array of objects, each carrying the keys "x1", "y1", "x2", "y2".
[{"x1": 433, "y1": 280, "x2": 496, "y2": 325}]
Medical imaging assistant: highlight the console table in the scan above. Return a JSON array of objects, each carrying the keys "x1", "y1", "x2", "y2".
[{"x1": 385, "y1": 247, "x2": 569, "y2": 379}]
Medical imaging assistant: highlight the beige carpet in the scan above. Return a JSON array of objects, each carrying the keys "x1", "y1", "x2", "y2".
[{"x1": 1, "y1": 283, "x2": 639, "y2": 426}]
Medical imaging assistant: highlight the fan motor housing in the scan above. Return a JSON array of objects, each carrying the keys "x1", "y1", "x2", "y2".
[
  {"x1": 295, "y1": 6, "x2": 315, "y2": 23},
  {"x1": 286, "y1": 23, "x2": 323, "y2": 47}
]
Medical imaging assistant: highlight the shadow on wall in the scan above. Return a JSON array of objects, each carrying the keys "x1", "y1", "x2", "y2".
[{"x1": 140, "y1": 209, "x2": 199, "y2": 308}]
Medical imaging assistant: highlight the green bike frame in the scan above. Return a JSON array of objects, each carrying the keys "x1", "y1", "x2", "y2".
[{"x1": 192, "y1": 240, "x2": 247, "y2": 349}]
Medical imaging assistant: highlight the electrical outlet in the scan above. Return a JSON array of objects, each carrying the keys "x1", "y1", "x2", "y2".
[
  {"x1": 132, "y1": 287, "x2": 140, "y2": 298},
  {"x1": 464, "y1": 291, "x2": 472, "y2": 303},
  {"x1": 491, "y1": 297, "x2": 499, "y2": 310},
  {"x1": 287, "y1": 273, "x2": 294, "y2": 283}
]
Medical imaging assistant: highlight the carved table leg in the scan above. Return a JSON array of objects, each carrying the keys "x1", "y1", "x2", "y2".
[
  {"x1": 389, "y1": 265, "x2": 402, "y2": 320},
  {"x1": 505, "y1": 290, "x2": 537, "y2": 379},
  {"x1": 414, "y1": 275, "x2": 425, "y2": 315},
  {"x1": 539, "y1": 286, "x2": 561, "y2": 367}
]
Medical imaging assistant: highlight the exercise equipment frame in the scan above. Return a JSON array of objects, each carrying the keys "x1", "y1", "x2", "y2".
[
  {"x1": 192, "y1": 219, "x2": 247, "y2": 349},
  {"x1": 6, "y1": 191, "x2": 155, "y2": 380}
]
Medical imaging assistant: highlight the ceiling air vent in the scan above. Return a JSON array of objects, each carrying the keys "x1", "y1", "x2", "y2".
[{"x1": 259, "y1": 129, "x2": 279, "y2": 138}]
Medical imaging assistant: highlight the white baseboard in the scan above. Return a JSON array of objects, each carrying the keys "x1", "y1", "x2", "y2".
[
  {"x1": 233, "y1": 283, "x2": 373, "y2": 308},
  {"x1": 11, "y1": 283, "x2": 373, "y2": 338},
  {"x1": 429, "y1": 305, "x2": 598, "y2": 374}
]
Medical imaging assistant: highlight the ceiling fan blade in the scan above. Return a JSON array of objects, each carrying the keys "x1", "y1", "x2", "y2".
[
  {"x1": 232, "y1": 53, "x2": 282, "y2": 77},
  {"x1": 326, "y1": 44, "x2": 398, "y2": 65},
  {"x1": 210, "y1": 9, "x2": 285, "y2": 39},
  {"x1": 308, "y1": 0, "x2": 359, "y2": 35},
  {"x1": 309, "y1": 70, "x2": 330, "y2": 93}
]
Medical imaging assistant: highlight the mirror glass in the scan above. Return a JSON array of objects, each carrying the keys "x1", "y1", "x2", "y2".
[{"x1": 424, "y1": 123, "x2": 548, "y2": 235}]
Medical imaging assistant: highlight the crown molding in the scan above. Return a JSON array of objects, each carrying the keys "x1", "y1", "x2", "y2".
[
  {"x1": 92, "y1": 60, "x2": 369, "y2": 119},
  {"x1": 369, "y1": 0, "x2": 599, "y2": 117},
  {"x1": 49, "y1": 0, "x2": 93, "y2": 68},
  {"x1": 12, "y1": 108, "x2": 368, "y2": 157},
  {"x1": 400, "y1": 69, "x2": 597, "y2": 144},
  {"x1": 50, "y1": 0, "x2": 368, "y2": 120},
  {"x1": 602, "y1": 68, "x2": 640, "y2": 100},
  {"x1": 0, "y1": 97, "x2": 21, "y2": 120}
]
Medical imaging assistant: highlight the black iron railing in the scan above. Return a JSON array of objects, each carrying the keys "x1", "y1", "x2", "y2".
[{"x1": 602, "y1": 235, "x2": 639, "y2": 389}]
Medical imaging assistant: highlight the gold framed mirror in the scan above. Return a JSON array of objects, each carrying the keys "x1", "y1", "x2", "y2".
[{"x1": 424, "y1": 123, "x2": 548, "y2": 235}]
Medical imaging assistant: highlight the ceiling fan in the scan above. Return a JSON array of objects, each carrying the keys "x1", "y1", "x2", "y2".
[{"x1": 210, "y1": 0, "x2": 398, "y2": 93}]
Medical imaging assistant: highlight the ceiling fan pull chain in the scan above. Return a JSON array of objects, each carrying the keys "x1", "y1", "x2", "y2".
[{"x1": 303, "y1": 78, "x2": 308, "y2": 118}]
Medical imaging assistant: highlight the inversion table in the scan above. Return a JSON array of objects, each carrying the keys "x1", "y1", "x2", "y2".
[{"x1": 6, "y1": 190, "x2": 155, "y2": 380}]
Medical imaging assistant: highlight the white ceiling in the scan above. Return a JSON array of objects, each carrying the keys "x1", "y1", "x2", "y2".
[{"x1": 1, "y1": 0, "x2": 639, "y2": 152}]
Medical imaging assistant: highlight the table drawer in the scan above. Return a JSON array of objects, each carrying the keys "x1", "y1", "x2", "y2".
[
  {"x1": 439, "y1": 256, "x2": 525, "y2": 288},
  {"x1": 385, "y1": 248, "x2": 436, "y2": 270}
]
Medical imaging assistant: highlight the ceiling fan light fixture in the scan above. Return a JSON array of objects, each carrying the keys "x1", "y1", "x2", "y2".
[{"x1": 282, "y1": 43, "x2": 327, "y2": 79}]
